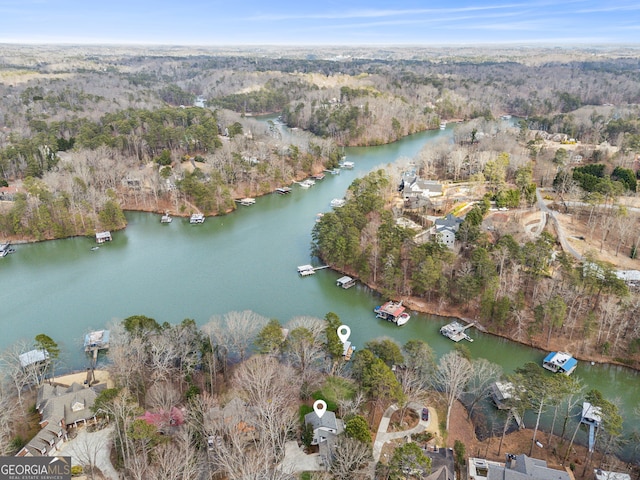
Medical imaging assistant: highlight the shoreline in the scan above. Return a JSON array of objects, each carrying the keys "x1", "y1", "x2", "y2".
[{"x1": 340, "y1": 269, "x2": 640, "y2": 375}]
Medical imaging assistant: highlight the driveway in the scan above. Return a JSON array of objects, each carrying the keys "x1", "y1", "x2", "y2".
[
  {"x1": 58, "y1": 425, "x2": 119, "y2": 480},
  {"x1": 279, "y1": 440, "x2": 323, "y2": 473},
  {"x1": 372, "y1": 402, "x2": 436, "y2": 462}
]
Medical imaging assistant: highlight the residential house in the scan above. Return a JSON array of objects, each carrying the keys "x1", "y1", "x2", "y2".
[
  {"x1": 304, "y1": 410, "x2": 344, "y2": 446},
  {"x1": 400, "y1": 174, "x2": 444, "y2": 200},
  {"x1": 17, "y1": 382, "x2": 103, "y2": 457},
  {"x1": 432, "y1": 213, "x2": 463, "y2": 249},
  {"x1": 468, "y1": 454, "x2": 573, "y2": 480}
]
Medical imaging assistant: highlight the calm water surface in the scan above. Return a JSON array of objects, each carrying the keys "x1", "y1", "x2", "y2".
[{"x1": 0, "y1": 123, "x2": 637, "y2": 456}]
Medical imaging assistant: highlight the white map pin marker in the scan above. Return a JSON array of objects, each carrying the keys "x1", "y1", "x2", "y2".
[
  {"x1": 337, "y1": 325, "x2": 351, "y2": 344},
  {"x1": 313, "y1": 399, "x2": 327, "y2": 418}
]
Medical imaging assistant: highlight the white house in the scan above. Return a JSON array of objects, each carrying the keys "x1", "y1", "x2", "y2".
[
  {"x1": 431, "y1": 213, "x2": 463, "y2": 249},
  {"x1": 401, "y1": 175, "x2": 443, "y2": 200}
]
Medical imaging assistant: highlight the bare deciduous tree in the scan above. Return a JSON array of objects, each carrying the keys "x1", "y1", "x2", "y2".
[
  {"x1": 204, "y1": 310, "x2": 268, "y2": 363},
  {"x1": 328, "y1": 436, "x2": 373, "y2": 480},
  {"x1": 431, "y1": 351, "x2": 472, "y2": 431}
]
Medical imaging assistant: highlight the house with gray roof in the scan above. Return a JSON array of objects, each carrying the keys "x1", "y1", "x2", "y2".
[
  {"x1": 469, "y1": 454, "x2": 573, "y2": 480},
  {"x1": 304, "y1": 410, "x2": 344, "y2": 446},
  {"x1": 401, "y1": 175, "x2": 444, "y2": 200},
  {"x1": 432, "y1": 213, "x2": 463, "y2": 249},
  {"x1": 17, "y1": 382, "x2": 103, "y2": 457}
]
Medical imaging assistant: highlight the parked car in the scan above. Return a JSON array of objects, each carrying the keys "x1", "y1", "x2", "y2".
[{"x1": 421, "y1": 407, "x2": 429, "y2": 421}]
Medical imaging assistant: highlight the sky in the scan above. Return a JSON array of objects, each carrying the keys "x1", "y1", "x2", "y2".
[{"x1": 0, "y1": 0, "x2": 639, "y2": 46}]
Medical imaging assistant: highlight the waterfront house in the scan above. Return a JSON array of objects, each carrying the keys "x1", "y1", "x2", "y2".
[
  {"x1": 400, "y1": 175, "x2": 444, "y2": 200},
  {"x1": 468, "y1": 454, "x2": 571, "y2": 480},
  {"x1": 17, "y1": 382, "x2": 104, "y2": 457}
]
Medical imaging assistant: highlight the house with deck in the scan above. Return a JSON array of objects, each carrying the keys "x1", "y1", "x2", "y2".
[
  {"x1": 400, "y1": 174, "x2": 444, "y2": 200},
  {"x1": 17, "y1": 382, "x2": 104, "y2": 457}
]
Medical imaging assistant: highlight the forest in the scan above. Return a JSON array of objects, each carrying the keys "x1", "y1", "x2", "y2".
[
  {"x1": 0, "y1": 312, "x2": 630, "y2": 479},
  {"x1": 1, "y1": 44, "x2": 640, "y2": 476},
  {"x1": 2, "y1": 45, "x2": 640, "y2": 241}
]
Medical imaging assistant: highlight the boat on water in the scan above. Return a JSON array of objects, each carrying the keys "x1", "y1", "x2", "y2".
[
  {"x1": 440, "y1": 321, "x2": 474, "y2": 342},
  {"x1": 0, "y1": 243, "x2": 16, "y2": 257},
  {"x1": 330, "y1": 198, "x2": 346, "y2": 208},
  {"x1": 298, "y1": 179, "x2": 315, "y2": 188},
  {"x1": 190, "y1": 213, "x2": 205, "y2": 224},
  {"x1": 90, "y1": 246, "x2": 100, "y2": 251},
  {"x1": 339, "y1": 161, "x2": 354, "y2": 169},
  {"x1": 374, "y1": 301, "x2": 411, "y2": 326},
  {"x1": 542, "y1": 351, "x2": 577, "y2": 375}
]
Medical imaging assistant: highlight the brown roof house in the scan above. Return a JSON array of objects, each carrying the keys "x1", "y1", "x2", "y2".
[{"x1": 17, "y1": 382, "x2": 104, "y2": 457}]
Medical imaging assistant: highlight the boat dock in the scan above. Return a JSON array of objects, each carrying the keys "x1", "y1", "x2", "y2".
[
  {"x1": 0, "y1": 243, "x2": 16, "y2": 257},
  {"x1": 342, "y1": 341, "x2": 355, "y2": 361},
  {"x1": 336, "y1": 276, "x2": 356, "y2": 289},
  {"x1": 542, "y1": 351, "x2": 578, "y2": 375},
  {"x1": 238, "y1": 198, "x2": 256, "y2": 206},
  {"x1": 95, "y1": 231, "x2": 112, "y2": 244},
  {"x1": 84, "y1": 329, "x2": 110, "y2": 367},
  {"x1": 161, "y1": 212, "x2": 172, "y2": 223},
  {"x1": 489, "y1": 381, "x2": 524, "y2": 428},
  {"x1": 440, "y1": 320, "x2": 475, "y2": 342},
  {"x1": 297, "y1": 264, "x2": 329, "y2": 276},
  {"x1": 581, "y1": 402, "x2": 602, "y2": 452},
  {"x1": 190, "y1": 213, "x2": 205, "y2": 224},
  {"x1": 276, "y1": 187, "x2": 292, "y2": 194}
]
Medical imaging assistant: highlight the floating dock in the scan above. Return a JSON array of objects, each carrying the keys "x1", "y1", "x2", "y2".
[{"x1": 297, "y1": 264, "x2": 329, "y2": 276}]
